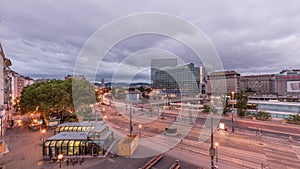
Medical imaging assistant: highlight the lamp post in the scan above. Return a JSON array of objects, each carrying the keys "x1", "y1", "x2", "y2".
[
  {"x1": 41, "y1": 129, "x2": 46, "y2": 142},
  {"x1": 215, "y1": 142, "x2": 219, "y2": 164},
  {"x1": 0, "y1": 115, "x2": 3, "y2": 137},
  {"x1": 57, "y1": 154, "x2": 64, "y2": 168},
  {"x1": 130, "y1": 105, "x2": 133, "y2": 135},
  {"x1": 231, "y1": 91, "x2": 235, "y2": 133},
  {"x1": 138, "y1": 124, "x2": 142, "y2": 138},
  {"x1": 209, "y1": 112, "x2": 215, "y2": 169}
]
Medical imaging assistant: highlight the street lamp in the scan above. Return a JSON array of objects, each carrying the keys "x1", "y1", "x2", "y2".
[
  {"x1": 209, "y1": 112, "x2": 215, "y2": 169},
  {"x1": 215, "y1": 142, "x2": 219, "y2": 163},
  {"x1": 138, "y1": 124, "x2": 142, "y2": 138},
  {"x1": 231, "y1": 91, "x2": 235, "y2": 132},
  {"x1": 129, "y1": 105, "x2": 133, "y2": 135},
  {"x1": 57, "y1": 154, "x2": 64, "y2": 168},
  {"x1": 41, "y1": 129, "x2": 46, "y2": 142},
  {"x1": 0, "y1": 115, "x2": 3, "y2": 137}
]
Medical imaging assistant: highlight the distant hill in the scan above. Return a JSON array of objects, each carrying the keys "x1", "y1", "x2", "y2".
[{"x1": 95, "y1": 82, "x2": 150, "y2": 87}]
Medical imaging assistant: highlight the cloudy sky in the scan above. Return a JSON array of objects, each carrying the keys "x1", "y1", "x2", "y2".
[{"x1": 0, "y1": 0, "x2": 300, "y2": 82}]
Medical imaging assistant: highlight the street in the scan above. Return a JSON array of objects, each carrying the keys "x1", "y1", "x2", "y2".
[{"x1": 1, "y1": 104, "x2": 300, "y2": 169}]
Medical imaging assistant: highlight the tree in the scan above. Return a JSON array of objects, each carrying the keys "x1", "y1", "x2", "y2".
[
  {"x1": 20, "y1": 79, "x2": 96, "y2": 118},
  {"x1": 20, "y1": 80, "x2": 74, "y2": 116},
  {"x1": 222, "y1": 96, "x2": 231, "y2": 116},
  {"x1": 202, "y1": 104, "x2": 217, "y2": 114},
  {"x1": 236, "y1": 91, "x2": 248, "y2": 117},
  {"x1": 203, "y1": 104, "x2": 210, "y2": 114},
  {"x1": 72, "y1": 79, "x2": 96, "y2": 110},
  {"x1": 287, "y1": 114, "x2": 300, "y2": 125},
  {"x1": 255, "y1": 111, "x2": 271, "y2": 121}
]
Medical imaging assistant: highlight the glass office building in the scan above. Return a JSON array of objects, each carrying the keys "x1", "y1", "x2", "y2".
[{"x1": 153, "y1": 63, "x2": 200, "y2": 97}]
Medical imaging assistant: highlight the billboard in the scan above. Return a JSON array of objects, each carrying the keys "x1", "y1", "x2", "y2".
[{"x1": 287, "y1": 81, "x2": 300, "y2": 92}]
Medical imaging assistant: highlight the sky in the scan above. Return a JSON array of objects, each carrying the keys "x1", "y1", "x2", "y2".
[{"x1": 0, "y1": 0, "x2": 300, "y2": 82}]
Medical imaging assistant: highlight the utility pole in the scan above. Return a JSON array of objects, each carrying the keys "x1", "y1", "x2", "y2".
[
  {"x1": 0, "y1": 115, "x2": 2, "y2": 137},
  {"x1": 231, "y1": 91, "x2": 235, "y2": 133},
  {"x1": 209, "y1": 113, "x2": 215, "y2": 169},
  {"x1": 130, "y1": 105, "x2": 133, "y2": 135}
]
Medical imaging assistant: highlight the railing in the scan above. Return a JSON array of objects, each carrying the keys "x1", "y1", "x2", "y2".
[
  {"x1": 169, "y1": 160, "x2": 181, "y2": 169},
  {"x1": 139, "y1": 154, "x2": 163, "y2": 169}
]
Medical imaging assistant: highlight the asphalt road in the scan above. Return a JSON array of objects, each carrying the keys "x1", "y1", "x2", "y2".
[
  {"x1": 100, "y1": 104, "x2": 300, "y2": 169},
  {"x1": 2, "y1": 104, "x2": 300, "y2": 169}
]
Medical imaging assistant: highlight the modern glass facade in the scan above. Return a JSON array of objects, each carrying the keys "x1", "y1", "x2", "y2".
[
  {"x1": 43, "y1": 124, "x2": 114, "y2": 157},
  {"x1": 153, "y1": 63, "x2": 200, "y2": 96},
  {"x1": 43, "y1": 139, "x2": 88, "y2": 157}
]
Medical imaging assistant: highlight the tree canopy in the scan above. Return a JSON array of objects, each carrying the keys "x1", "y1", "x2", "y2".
[
  {"x1": 20, "y1": 79, "x2": 96, "y2": 116},
  {"x1": 236, "y1": 91, "x2": 249, "y2": 117}
]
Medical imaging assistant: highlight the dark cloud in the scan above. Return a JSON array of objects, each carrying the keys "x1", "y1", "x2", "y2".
[{"x1": 0, "y1": 0, "x2": 299, "y2": 81}]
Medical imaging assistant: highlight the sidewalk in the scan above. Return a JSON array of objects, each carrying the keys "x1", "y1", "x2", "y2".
[{"x1": 0, "y1": 138, "x2": 9, "y2": 156}]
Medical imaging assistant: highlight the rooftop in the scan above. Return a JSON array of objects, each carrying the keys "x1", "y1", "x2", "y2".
[
  {"x1": 47, "y1": 132, "x2": 89, "y2": 140},
  {"x1": 159, "y1": 63, "x2": 196, "y2": 71}
]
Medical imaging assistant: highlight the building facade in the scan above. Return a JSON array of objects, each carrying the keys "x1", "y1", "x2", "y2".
[
  {"x1": 207, "y1": 70, "x2": 240, "y2": 95},
  {"x1": 0, "y1": 44, "x2": 12, "y2": 106},
  {"x1": 239, "y1": 74, "x2": 275, "y2": 95},
  {"x1": 0, "y1": 43, "x2": 12, "y2": 139},
  {"x1": 274, "y1": 69, "x2": 300, "y2": 98},
  {"x1": 151, "y1": 58, "x2": 177, "y2": 84},
  {"x1": 153, "y1": 63, "x2": 200, "y2": 96},
  {"x1": 10, "y1": 71, "x2": 35, "y2": 102}
]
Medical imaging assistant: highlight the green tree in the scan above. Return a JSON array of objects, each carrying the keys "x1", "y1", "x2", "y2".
[
  {"x1": 203, "y1": 104, "x2": 210, "y2": 114},
  {"x1": 222, "y1": 96, "x2": 231, "y2": 116},
  {"x1": 236, "y1": 91, "x2": 248, "y2": 117},
  {"x1": 72, "y1": 79, "x2": 97, "y2": 110},
  {"x1": 202, "y1": 104, "x2": 217, "y2": 114},
  {"x1": 20, "y1": 79, "x2": 96, "y2": 118},
  {"x1": 255, "y1": 111, "x2": 271, "y2": 121},
  {"x1": 287, "y1": 114, "x2": 300, "y2": 125}
]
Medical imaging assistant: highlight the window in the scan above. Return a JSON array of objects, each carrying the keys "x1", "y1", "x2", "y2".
[
  {"x1": 61, "y1": 140, "x2": 69, "y2": 155},
  {"x1": 68, "y1": 141, "x2": 74, "y2": 155}
]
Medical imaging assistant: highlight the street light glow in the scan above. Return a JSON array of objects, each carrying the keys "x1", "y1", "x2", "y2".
[
  {"x1": 215, "y1": 142, "x2": 219, "y2": 147},
  {"x1": 138, "y1": 124, "x2": 142, "y2": 128},
  {"x1": 58, "y1": 154, "x2": 63, "y2": 159},
  {"x1": 219, "y1": 123, "x2": 225, "y2": 130}
]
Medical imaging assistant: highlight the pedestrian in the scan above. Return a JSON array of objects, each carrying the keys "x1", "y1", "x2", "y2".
[
  {"x1": 79, "y1": 157, "x2": 84, "y2": 165},
  {"x1": 288, "y1": 135, "x2": 293, "y2": 142}
]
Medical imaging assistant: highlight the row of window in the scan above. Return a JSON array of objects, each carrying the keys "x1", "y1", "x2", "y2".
[
  {"x1": 55, "y1": 126, "x2": 94, "y2": 134},
  {"x1": 43, "y1": 140, "x2": 88, "y2": 157}
]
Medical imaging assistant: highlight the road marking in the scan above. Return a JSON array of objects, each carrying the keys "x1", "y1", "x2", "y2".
[
  {"x1": 247, "y1": 126, "x2": 300, "y2": 137},
  {"x1": 291, "y1": 145, "x2": 300, "y2": 160}
]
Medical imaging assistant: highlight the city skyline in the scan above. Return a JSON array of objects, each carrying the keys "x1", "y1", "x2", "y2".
[{"x1": 0, "y1": 1, "x2": 300, "y2": 81}]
